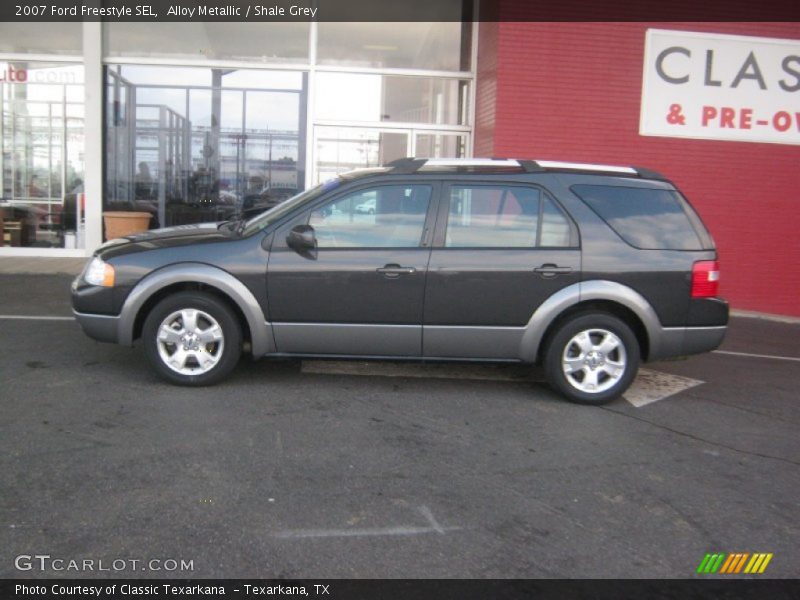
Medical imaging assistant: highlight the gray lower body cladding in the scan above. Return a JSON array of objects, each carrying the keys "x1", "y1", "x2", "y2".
[
  {"x1": 74, "y1": 310, "x2": 726, "y2": 364},
  {"x1": 74, "y1": 275, "x2": 727, "y2": 363}
]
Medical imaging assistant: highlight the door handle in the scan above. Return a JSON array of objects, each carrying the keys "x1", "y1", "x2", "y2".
[
  {"x1": 534, "y1": 264, "x2": 573, "y2": 278},
  {"x1": 376, "y1": 264, "x2": 417, "y2": 278}
]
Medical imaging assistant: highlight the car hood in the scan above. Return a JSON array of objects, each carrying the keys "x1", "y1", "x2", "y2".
[{"x1": 97, "y1": 222, "x2": 234, "y2": 259}]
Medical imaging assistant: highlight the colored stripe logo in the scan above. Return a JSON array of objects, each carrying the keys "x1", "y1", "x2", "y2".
[{"x1": 696, "y1": 552, "x2": 773, "y2": 574}]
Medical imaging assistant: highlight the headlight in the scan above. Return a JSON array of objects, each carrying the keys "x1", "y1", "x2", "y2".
[{"x1": 84, "y1": 257, "x2": 115, "y2": 287}]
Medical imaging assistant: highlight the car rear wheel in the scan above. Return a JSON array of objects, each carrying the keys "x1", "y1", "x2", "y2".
[
  {"x1": 543, "y1": 313, "x2": 639, "y2": 405},
  {"x1": 142, "y1": 291, "x2": 242, "y2": 386}
]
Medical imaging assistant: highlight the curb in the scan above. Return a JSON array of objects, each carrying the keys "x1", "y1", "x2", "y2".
[{"x1": 730, "y1": 309, "x2": 800, "y2": 324}]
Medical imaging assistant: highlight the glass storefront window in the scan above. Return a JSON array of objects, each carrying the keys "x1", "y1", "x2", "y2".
[
  {"x1": 0, "y1": 21, "x2": 476, "y2": 253},
  {"x1": 104, "y1": 65, "x2": 306, "y2": 233},
  {"x1": 0, "y1": 23, "x2": 82, "y2": 55},
  {"x1": 1, "y1": 61, "x2": 84, "y2": 249},
  {"x1": 104, "y1": 23, "x2": 310, "y2": 64},
  {"x1": 317, "y1": 22, "x2": 471, "y2": 71},
  {"x1": 315, "y1": 73, "x2": 469, "y2": 126}
]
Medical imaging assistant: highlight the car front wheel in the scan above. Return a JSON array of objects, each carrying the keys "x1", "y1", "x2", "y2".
[
  {"x1": 142, "y1": 291, "x2": 242, "y2": 386},
  {"x1": 543, "y1": 313, "x2": 640, "y2": 405}
]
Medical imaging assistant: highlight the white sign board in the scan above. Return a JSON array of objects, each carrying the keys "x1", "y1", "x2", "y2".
[{"x1": 640, "y1": 29, "x2": 800, "y2": 145}]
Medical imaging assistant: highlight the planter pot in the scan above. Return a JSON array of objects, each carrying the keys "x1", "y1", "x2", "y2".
[{"x1": 103, "y1": 211, "x2": 151, "y2": 240}]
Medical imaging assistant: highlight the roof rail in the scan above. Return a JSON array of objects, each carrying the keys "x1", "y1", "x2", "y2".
[
  {"x1": 386, "y1": 157, "x2": 427, "y2": 174},
  {"x1": 631, "y1": 166, "x2": 669, "y2": 181},
  {"x1": 424, "y1": 158, "x2": 522, "y2": 168},
  {"x1": 534, "y1": 160, "x2": 637, "y2": 175},
  {"x1": 386, "y1": 157, "x2": 548, "y2": 174},
  {"x1": 384, "y1": 157, "x2": 664, "y2": 179}
]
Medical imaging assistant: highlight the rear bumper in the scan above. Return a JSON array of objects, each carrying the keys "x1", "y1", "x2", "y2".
[
  {"x1": 649, "y1": 325, "x2": 727, "y2": 361},
  {"x1": 648, "y1": 296, "x2": 728, "y2": 361},
  {"x1": 73, "y1": 310, "x2": 120, "y2": 344}
]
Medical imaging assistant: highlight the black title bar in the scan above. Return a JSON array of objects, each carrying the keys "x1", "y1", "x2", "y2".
[
  {"x1": 3, "y1": 579, "x2": 800, "y2": 600},
  {"x1": 1, "y1": 0, "x2": 799, "y2": 22}
]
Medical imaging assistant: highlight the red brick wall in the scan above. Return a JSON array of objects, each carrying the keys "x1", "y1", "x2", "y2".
[
  {"x1": 476, "y1": 21, "x2": 800, "y2": 317},
  {"x1": 474, "y1": 21, "x2": 498, "y2": 156}
]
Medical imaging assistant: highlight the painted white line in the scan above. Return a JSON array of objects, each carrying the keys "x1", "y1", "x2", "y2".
[
  {"x1": 0, "y1": 315, "x2": 74, "y2": 321},
  {"x1": 273, "y1": 525, "x2": 457, "y2": 539},
  {"x1": 273, "y1": 506, "x2": 458, "y2": 540},
  {"x1": 417, "y1": 505, "x2": 445, "y2": 534},
  {"x1": 301, "y1": 360, "x2": 543, "y2": 382},
  {"x1": 713, "y1": 350, "x2": 800, "y2": 363},
  {"x1": 623, "y1": 368, "x2": 704, "y2": 408}
]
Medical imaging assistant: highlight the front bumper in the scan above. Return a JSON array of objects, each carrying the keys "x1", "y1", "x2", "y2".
[
  {"x1": 71, "y1": 271, "x2": 117, "y2": 315},
  {"x1": 72, "y1": 270, "x2": 121, "y2": 344},
  {"x1": 73, "y1": 310, "x2": 120, "y2": 344}
]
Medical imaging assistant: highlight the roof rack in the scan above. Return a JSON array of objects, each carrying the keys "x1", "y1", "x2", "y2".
[{"x1": 384, "y1": 157, "x2": 667, "y2": 180}]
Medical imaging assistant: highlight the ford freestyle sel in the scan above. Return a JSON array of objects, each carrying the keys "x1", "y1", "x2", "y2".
[{"x1": 72, "y1": 158, "x2": 728, "y2": 404}]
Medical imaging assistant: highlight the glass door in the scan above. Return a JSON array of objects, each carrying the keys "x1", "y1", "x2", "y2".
[
  {"x1": 312, "y1": 126, "x2": 470, "y2": 184},
  {"x1": 313, "y1": 126, "x2": 410, "y2": 184},
  {"x1": 412, "y1": 130, "x2": 468, "y2": 159}
]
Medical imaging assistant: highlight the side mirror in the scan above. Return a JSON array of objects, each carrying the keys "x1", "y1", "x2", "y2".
[{"x1": 286, "y1": 224, "x2": 317, "y2": 258}]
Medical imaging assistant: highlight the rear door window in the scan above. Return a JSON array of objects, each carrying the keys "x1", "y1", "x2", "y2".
[
  {"x1": 444, "y1": 184, "x2": 573, "y2": 248},
  {"x1": 571, "y1": 184, "x2": 706, "y2": 250}
]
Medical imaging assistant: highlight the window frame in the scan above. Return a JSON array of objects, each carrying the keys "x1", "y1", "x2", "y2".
[
  {"x1": 299, "y1": 180, "x2": 442, "y2": 250},
  {"x1": 432, "y1": 182, "x2": 579, "y2": 250}
]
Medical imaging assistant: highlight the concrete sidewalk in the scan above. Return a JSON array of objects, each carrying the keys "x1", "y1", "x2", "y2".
[{"x1": 0, "y1": 257, "x2": 86, "y2": 275}]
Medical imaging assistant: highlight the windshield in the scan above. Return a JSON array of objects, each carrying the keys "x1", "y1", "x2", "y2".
[{"x1": 241, "y1": 179, "x2": 340, "y2": 236}]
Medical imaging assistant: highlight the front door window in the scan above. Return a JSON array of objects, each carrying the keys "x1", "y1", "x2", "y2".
[{"x1": 309, "y1": 184, "x2": 432, "y2": 248}]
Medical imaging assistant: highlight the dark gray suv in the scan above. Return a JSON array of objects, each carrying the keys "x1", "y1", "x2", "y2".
[{"x1": 71, "y1": 158, "x2": 728, "y2": 404}]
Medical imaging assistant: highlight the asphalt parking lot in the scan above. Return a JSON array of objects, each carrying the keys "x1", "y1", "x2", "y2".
[{"x1": 1, "y1": 273, "x2": 798, "y2": 578}]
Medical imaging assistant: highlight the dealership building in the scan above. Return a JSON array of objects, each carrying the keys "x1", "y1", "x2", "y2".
[{"x1": 0, "y1": 15, "x2": 798, "y2": 316}]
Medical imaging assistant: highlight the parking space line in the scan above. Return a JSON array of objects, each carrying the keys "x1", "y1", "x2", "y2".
[
  {"x1": 273, "y1": 506, "x2": 458, "y2": 540},
  {"x1": 418, "y1": 505, "x2": 446, "y2": 534},
  {"x1": 274, "y1": 525, "x2": 454, "y2": 539},
  {"x1": 713, "y1": 350, "x2": 800, "y2": 363},
  {"x1": 0, "y1": 315, "x2": 74, "y2": 321},
  {"x1": 622, "y1": 369, "x2": 704, "y2": 408}
]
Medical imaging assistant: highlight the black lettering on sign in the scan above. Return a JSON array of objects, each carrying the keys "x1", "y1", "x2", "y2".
[
  {"x1": 656, "y1": 46, "x2": 690, "y2": 85},
  {"x1": 779, "y1": 56, "x2": 800, "y2": 92},
  {"x1": 731, "y1": 52, "x2": 767, "y2": 90}
]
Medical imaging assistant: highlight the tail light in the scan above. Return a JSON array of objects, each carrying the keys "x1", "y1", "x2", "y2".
[{"x1": 691, "y1": 260, "x2": 720, "y2": 298}]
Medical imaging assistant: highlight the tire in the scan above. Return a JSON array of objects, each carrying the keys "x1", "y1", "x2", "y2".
[
  {"x1": 543, "y1": 312, "x2": 640, "y2": 405},
  {"x1": 142, "y1": 291, "x2": 242, "y2": 386}
]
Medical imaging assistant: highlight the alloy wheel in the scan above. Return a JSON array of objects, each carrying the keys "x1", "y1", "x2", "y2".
[
  {"x1": 561, "y1": 328, "x2": 627, "y2": 394},
  {"x1": 156, "y1": 308, "x2": 225, "y2": 375}
]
